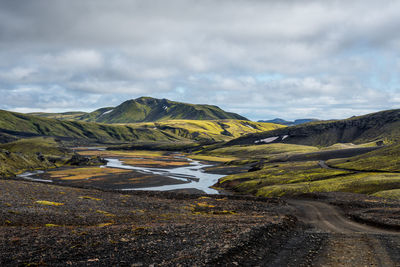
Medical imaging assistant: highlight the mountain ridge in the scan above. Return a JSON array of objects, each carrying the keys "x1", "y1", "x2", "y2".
[
  {"x1": 29, "y1": 97, "x2": 248, "y2": 123},
  {"x1": 258, "y1": 118, "x2": 319, "y2": 126},
  {"x1": 225, "y1": 108, "x2": 400, "y2": 147}
]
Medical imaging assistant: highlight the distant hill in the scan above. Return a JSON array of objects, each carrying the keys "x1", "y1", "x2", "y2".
[
  {"x1": 30, "y1": 97, "x2": 248, "y2": 123},
  {"x1": 226, "y1": 109, "x2": 400, "y2": 147},
  {"x1": 258, "y1": 118, "x2": 319, "y2": 126},
  {"x1": 0, "y1": 109, "x2": 282, "y2": 144}
]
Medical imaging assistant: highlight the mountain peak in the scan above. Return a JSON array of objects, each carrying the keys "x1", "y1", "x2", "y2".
[{"x1": 77, "y1": 97, "x2": 248, "y2": 123}]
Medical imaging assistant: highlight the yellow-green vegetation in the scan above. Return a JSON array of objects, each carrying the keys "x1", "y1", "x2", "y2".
[
  {"x1": 136, "y1": 119, "x2": 284, "y2": 141},
  {"x1": 0, "y1": 109, "x2": 283, "y2": 143},
  {"x1": 200, "y1": 143, "x2": 318, "y2": 159},
  {"x1": 226, "y1": 109, "x2": 400, "y2": 147},
  {"x1": 33, "y1": 97, "x2": 249, "y2": 123},
  {"x1": 35, "y1": 200, "x2": 64, "y2": 206},
  {"x1": 48, "y1": 167, "x2": 131, "y2": 181},
  {"x1": 0, "y1": 137, "x2": 69, "y2": 157},
  {"x1": 219, "y1": 161, "x2": 352, "y2": 194},
  {"x1": 77, "y1": 149, "x2": 167, "y2": 158},
  {"x1": 256, "y1": 173, "x2": 400, "y2": 197},
  {"x1": 372, "y1": 189, "x2": 400, "y2": 200},
  {"x1": 219, "y1": 160, "x2": 400, "y2": 197},
  {"x1": 188, "y1": 199, "x2": 237, "y2": 215},
  {"x1": 187, "y1": 154, "x2": 238, "y2": 162},
  {"x1": 321, "y1": 142, "x2": 378, "y2": 150},
  {"x1": 78, "y1": 196, "x2": 102, "y2": 201},
  {"x1": 45, "y1": 223, "x2": 61, "y2": 227},
  {"x1": 96, "y1": 210, "x2": 115, "y2": 217},
  {"x1": 327, "y1": 143, "x2": 400, "y2": 172},
  {"x1": 0, "y1": 137, "x2": 71, "y2": 177}
]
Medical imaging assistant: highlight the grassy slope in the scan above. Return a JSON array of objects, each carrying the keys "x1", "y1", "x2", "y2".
[
  {"x1": 0, "y1": 110, "x2": 181, "y2": 143},
  {"x1": 0, "y1": 110, "x2": 282, "y2": 143},
  {"x1": 211, "y1": 142, "x2": 400, "y2": 199},
  {"x1": 0, "y1": 137, "x2": 69, "y2": 156},
  {"x1": 136, "y1": 120, "x2": 283, "y2": 141},
  {"x1": 0, "y1": 137, "x2": 72, "y2": 177},
  {"x1": 327, "y1": 143, "x2": 400, "y2": 172},
  {"x1": 198, "y1": 143, "x2": 318, "y2": 158},
  {"x1": 225, "y1": 109, "x2": 400, "y2": 147},
  {"x1": 28, "y1": 112, "x2": 88, "y2": 120},
  {"x1": 218, "y1": 160, "x2": 400, "y2": 198}
]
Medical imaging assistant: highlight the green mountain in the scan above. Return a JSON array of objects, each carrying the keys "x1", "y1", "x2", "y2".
[
  {"x1": 225, "y1": 109, "x2": 400, "y2": 147},
  {"x1": 30, "y1": 97, "x2": 248, "y2": 123}
]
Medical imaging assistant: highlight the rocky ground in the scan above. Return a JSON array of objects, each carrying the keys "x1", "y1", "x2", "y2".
[
  {"x1": 0, "y1": 178, "x2": 399, "y2": 266},
  {"x1": 0, "y1": 179, "x2": 296, "y2": 266}
]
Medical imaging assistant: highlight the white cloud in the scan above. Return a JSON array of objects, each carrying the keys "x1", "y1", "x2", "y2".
[{"x1": 0, "y1": 0, "x2": 400, "y2": 120}]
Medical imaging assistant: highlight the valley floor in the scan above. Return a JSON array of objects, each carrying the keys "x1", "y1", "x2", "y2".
[{"x1": 0, "y1": 178, "x2": 399, "y2": 266}]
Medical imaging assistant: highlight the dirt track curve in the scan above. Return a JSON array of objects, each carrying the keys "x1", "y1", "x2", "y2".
[{"x1": 287, "y1": 200, "x2": 400, "y2": 267}]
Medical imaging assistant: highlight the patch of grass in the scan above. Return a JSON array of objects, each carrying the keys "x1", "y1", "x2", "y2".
[
  {"x1": 372, "y1": 189, "x2": 400, "y2": 200},
  {"x1": 96, "y1": 210, "x2": 115, "y2": 217},
  {"x1": 35, "y1": 200, "x2": 64, "y2": 206},
  {"x1": 327, "y1": 143, "x2": 400, "y2": 172},
  {"x1": 48, "y1": 167, "x2": 131, "y2": 180},
  {"x1": 188, "y1": 154, "x2": 238, "y2": 162},
  {"x1": 78, "y1": 196, "x2": 102, "y2": 201},
  {"x1": 45, "y1": 224, "x2": 61, "y2": 227}
]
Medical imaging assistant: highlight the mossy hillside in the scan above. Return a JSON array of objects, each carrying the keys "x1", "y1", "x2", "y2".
[
  {"x1": 373, "y1": 189, "x2": 400, "y2": 200},
  {"x1": 0, "y1": 109, "x2": 182, "y2": 143},
  {"x1": 256, "y1": 173, "x2": 400, "y2": 198},
  {"x1": 199, "y1": 143, "x2": 319, "y2": 159},
  {"x1": 28, "y1": 111, "x2": 88, "y2": 120},
  {"x1": 218, "y1": 161, "x2": 353, "y2": 194},
  {"x1": 61, "y1": 97, "x2": 248, "y2": 123},
  {"x1": 217, "y1": 160, "x2": 400, "y2": 198},
  {"x1": 137, "y1": 120, "x2": 283, "y2": 142},
  {"x1": 0, "y1": 150, "x2": 54, "y2": 177},
  {"x1": 226, "y1": 108, "x2": 400, "y2": 147},
  {"x1": 0, "y1": 137, "x2": 69, "y2": 157},
  {"x1": 327, "y1": 143, "x2": 400, "y2": 172},
  {"x1": 0, "y1": 137, "x2": 71, "y2": 177},
  {"x1": 0, "y1": 110, "x2": 282, "y2": 143}
]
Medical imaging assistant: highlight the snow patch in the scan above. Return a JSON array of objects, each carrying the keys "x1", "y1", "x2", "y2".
[
  {"x1": 244, "y1": 124, "x2": 255, "y2": 129},
  {"x1": 102, "y1": 109, "x2": 113, "y2": 115},
  {"x1": 282, "y1": 135, "x2": 289, "y2": 140},
  {"x1": 98, "y1": 109, "x2": 113, "y2": 118},
  {"x1": 163, "y1": 105, "x2": 168, "y2": 111},
  {"x1": 255, "y1": 136, "x2": 279, "y2": 144}
]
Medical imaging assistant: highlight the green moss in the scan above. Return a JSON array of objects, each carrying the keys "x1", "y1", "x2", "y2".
[
  {"x1": 200, "y1": 143, "x2": 318, "y2": 160},
  {"x1": 256, "y1": 173, "x2": 400, "y2": 197},
  {"x1": 328, "y1": 143, "x2": 400, "y2": 172},
  {"x1": 372, "y1": 189, "x2": 400, "y2": 200}
]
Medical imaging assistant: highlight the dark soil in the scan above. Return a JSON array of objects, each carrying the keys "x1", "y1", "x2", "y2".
[{"x1": 0, "y1": 179, "x2": 301, "y2": 266}]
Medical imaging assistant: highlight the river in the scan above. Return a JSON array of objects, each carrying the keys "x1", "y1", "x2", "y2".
[{"x1": 17, "y1": 154, "x2": 223, "y2": 194}]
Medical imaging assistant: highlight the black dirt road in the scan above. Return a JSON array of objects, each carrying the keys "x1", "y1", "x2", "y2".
[{"x1": 287, "y1": 200, "x2": 400, "y2": 267}]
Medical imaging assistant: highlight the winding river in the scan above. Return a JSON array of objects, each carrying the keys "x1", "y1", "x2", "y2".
[
  {"x1": 17, "y1": 155, "x2": 223, "y2": 194},
  {"x1": 105, "y1": 158, "x2": 221, "y2": 194}
]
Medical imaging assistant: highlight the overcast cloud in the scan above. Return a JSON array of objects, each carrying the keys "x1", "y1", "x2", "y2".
[{"x1": 1, "y1": 0, "x2": 400, "y2": 120}]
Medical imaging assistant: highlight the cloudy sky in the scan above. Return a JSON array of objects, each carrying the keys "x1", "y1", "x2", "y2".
[{"x1": 1, "y1": 0, "x2": 400, "y2": 121}]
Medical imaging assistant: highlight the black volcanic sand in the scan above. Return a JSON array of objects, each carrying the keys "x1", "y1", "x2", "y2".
[
  {"x1": 0, "y1": 179, "x2": 399, "y2": 266},
  {"x1": 35, "y1": 166, "x2": 193, "y2": 191},
  {"x1": 0, "y1": 179, "x2": 301, "y2": 266}
]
